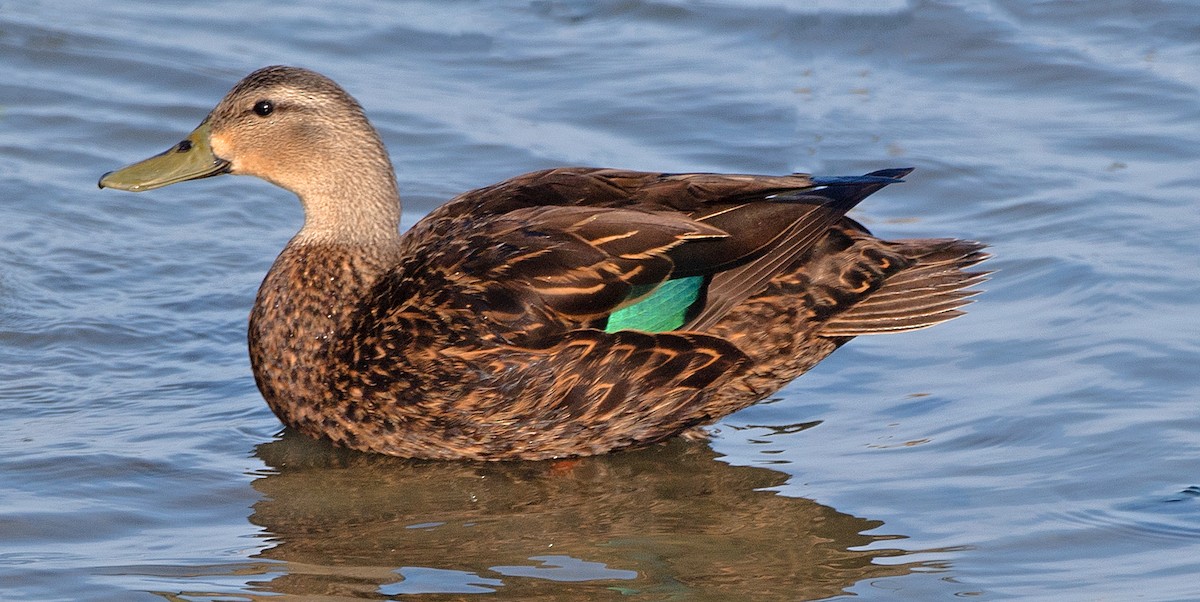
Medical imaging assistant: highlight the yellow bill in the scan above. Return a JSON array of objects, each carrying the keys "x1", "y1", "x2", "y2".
[{"x1": 98, "y1": 120, "x2": 230, "y2": 191}]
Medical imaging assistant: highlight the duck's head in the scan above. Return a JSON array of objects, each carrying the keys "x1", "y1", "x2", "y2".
[
  {"x1": 103, "y1": 67, "x2": 403, "y2": 239},
  {"x1": 100, "y1": 66, "x2": 401, "y2": 238}
]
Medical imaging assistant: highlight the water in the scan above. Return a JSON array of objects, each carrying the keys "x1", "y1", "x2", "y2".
[{"x1": 3, "y1": 0, "x2": 1199, "y2": 599}]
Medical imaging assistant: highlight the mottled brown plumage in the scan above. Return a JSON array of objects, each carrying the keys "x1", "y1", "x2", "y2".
[{"x1": 100, "y1": 66, "x2": 988, "y2": 460}]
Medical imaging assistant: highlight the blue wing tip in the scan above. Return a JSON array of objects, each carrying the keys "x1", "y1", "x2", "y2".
[{"x1": 811, "y1": 167, "x2": 915, "y2": 186}]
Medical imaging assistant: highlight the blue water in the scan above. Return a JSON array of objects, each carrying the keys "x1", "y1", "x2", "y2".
[{"x1": 3, "y1": 1, "x2": 1199, "y2": 600}]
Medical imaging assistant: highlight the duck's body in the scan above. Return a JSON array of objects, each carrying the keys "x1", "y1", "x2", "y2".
[{"x1": 101, "y1": 66, "x2": 986, "y2": 460}]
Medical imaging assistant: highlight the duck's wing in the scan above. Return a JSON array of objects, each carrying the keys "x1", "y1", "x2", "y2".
[
  {"x1": 450, "y1": 204, "x2": 731, "y2": 328},
  {"x1": 418, "y1": 167, "x2": 912, "y2": 332},
  {"x1": 380, "y1": 201, "x2": 730, "y2": 347},
  {"x1": 341, "y1": 202, "x2": 759, "y2": 448}
]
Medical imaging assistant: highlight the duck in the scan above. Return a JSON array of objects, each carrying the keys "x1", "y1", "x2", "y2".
[{"x1": 99, "y1": 66, "x2": 987, "y2": 461}]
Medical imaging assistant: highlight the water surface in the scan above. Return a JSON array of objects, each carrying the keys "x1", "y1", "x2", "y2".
[{"x1": 3, "y1": 1, "x2": 1199, "y2": 600}]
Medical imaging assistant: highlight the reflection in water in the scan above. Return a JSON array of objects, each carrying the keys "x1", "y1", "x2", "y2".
[{"x1": 245, "y1": 434, "x2": 920, "y2": 600}]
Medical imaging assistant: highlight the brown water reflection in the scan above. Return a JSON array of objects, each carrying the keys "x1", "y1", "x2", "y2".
[{"x1": 248, "y1": 434, "x2": 919, "y2": 600}]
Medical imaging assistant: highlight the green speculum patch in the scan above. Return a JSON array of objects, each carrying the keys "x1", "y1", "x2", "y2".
[{"x1": 604, "y1": 275, "x2": 705, "y2": 333}]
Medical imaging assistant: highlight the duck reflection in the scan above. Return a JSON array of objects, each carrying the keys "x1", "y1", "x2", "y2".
[{"x1": 247, "y1": 433, "x2": 917, "y2": 600}]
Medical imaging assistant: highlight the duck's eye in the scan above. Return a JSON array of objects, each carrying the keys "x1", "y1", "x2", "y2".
[{"x1": 252, "y1": 100, "x2": 274, "y2": 117}]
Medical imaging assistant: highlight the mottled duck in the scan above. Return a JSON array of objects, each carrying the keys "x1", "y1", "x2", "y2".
[{"x1": 100, "y1": 66, "x2": 987, "y2": 460}]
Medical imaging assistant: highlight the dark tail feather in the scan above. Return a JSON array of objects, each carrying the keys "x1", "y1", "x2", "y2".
[{"x1": 820, "y1": 238, "x2": 990, "y2": 337}]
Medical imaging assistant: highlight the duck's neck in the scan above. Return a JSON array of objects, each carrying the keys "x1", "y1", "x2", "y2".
[
  {"x1": 260, "y1": 115, "x2": 404, "y2": 245},
  {"x1": 293, "y1": 165, "x2": 403, "y2": 245}
]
